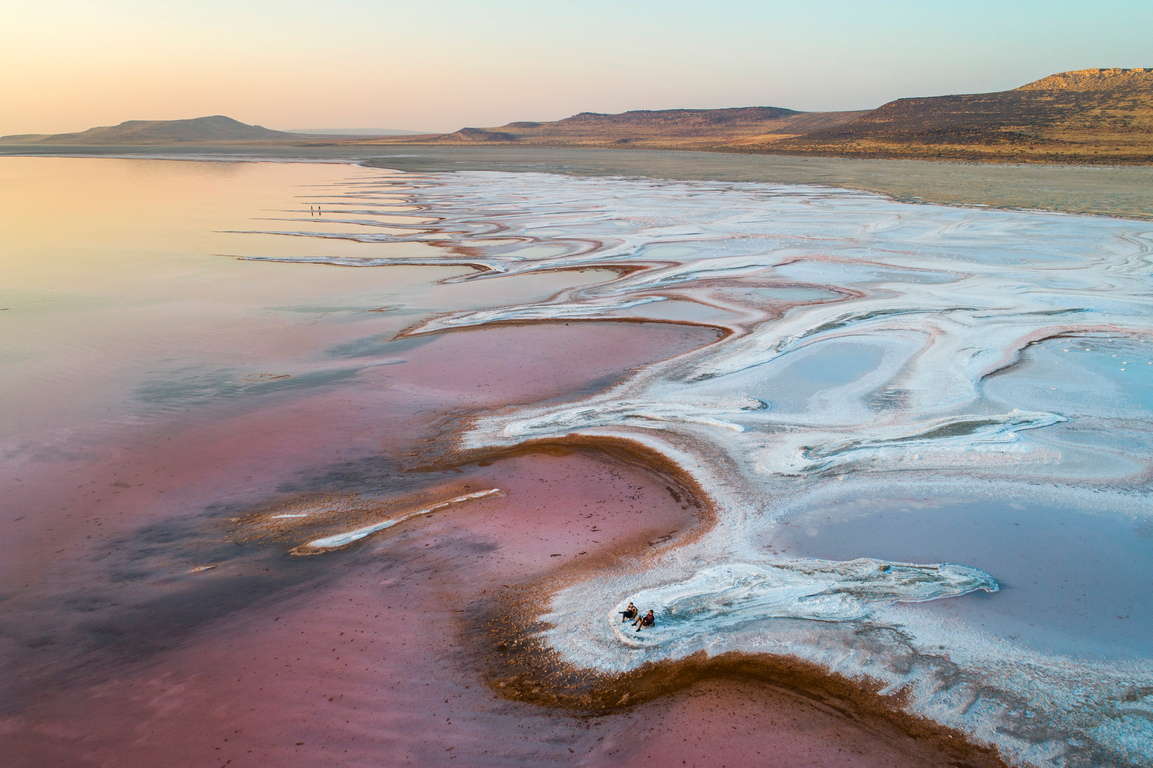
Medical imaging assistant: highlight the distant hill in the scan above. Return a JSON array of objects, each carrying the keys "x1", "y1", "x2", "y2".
[
  {"x1": 428, "y1": 106, "x2": 866, "y2": 149},
  {"x1": 776, "y1": 68, "x2": 1153, "y2": 163},
  {"x1": 2, "y1": 115, "x2": 298, "y2": 144},
  {"x1": 415, "y1": 68, "x2": 1153, "y2": 163},
  {"x1": 286, "y1": 127, "x2": 428, "y2": 136},
  {"x1": 2, "y1": 70, "x2": 1149, "y2": 164}
]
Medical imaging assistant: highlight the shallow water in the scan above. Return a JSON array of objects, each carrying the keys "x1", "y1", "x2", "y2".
[
  {"x1": 768, "y1": 487, "x2": 1153, "y2": 659},
  {"x1": 3, "y1": 156, "x2": 1151, "y2": 768}
]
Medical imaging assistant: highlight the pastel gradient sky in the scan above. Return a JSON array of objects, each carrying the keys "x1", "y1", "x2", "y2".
[{"x1": 3, "y1": 0, "x2": 1150, "y2": 135}]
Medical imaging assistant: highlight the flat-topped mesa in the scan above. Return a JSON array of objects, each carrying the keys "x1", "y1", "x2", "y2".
[
  {"x1": 6, "y1": 115, "x2": 300, "y2": 144},
  {"x1": 775, "y1": 67, "x2": 1153, "y2": 163},
  {"x1": 435, "y1": 127, "x2": 517, "y2": 142},
  {"x1": 429, "y1": 106, "x2": 866, "y2": 148},
  {"x1": 1016, "y1": 67, "x2": 1153, "y2": 92},
  {"x1": 549, "y1": 106, "x2": 802, "y2": 128}
]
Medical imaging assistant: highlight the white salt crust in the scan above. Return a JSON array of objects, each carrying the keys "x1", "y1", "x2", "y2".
[
  {"x1": 243, "y1": 169, "x2": 1153, "y2": 768},
  {"x1": 298, "y1": 489, "x2": 504, "y2": 552}
]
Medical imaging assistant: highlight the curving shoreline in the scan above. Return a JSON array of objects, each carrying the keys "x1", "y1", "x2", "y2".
[
  {"x1": 435, "y1": 439, "x2": 1013, "y2": 766},
  {"x1": 228, "y1": 165, "x2": 1153, "y2": 766},
  {"x1": 4, "y1": 154, "x2": 1148, "y2": 766},
  {"x1": 471, "y1": 586, "x2": 1012, "y2": 768}
]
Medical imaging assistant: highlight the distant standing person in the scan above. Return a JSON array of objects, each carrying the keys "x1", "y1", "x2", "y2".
[{"x1": 634, "y1": 609, "x2": 655, "y2": 632}]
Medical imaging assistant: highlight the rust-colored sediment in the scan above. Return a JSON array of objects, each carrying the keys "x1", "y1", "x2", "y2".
[
  {"x1": 441, "y1": 438, "x2": 1012, "y2": 768},
  {"x1": 321, "y1": 421, "x2": 1012, "y2": 766},
  {"x1": 470, "y1": 551, "x2": 1010, "y2": 768}
]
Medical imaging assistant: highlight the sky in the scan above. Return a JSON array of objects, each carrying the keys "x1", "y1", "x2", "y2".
[{"x1": 2, "y1": 0, "x2": 1151, "y2": 135}]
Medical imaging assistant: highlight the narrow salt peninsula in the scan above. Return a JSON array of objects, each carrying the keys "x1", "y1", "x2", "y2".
[
  {"x1": 293, "y1": 488, "x2": 504, "y2": 553},
  {"x1": 242, "y1": 168, "x2": 1153, "y2": 768}
]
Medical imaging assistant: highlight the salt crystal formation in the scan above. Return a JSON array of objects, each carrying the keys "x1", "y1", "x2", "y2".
[{"x1": 244, "y1": 170, "x2": 1153, "y2": 768}]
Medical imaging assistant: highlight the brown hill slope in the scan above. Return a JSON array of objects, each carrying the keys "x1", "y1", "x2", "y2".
[
  {"x1": 774, "y1": 68, "x2": 1153, "y2": 163},
  {"x1": 2, "y1": 115, "x2": 299, "y2": 144},
  {"x1": 4, "y1": 69, "x2": 1149, "y2": 164},
  {"x1": 426, "y1": 107, "x2": 866, "y2": 149}
]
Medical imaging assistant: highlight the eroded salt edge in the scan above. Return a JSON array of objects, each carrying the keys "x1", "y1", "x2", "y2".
[
  {"x1": 298, "y1": 489, "x2": 504, "y2": 552},
  {"x1": 247, "y1": 169, "x2": 1153, "y2": 767}
]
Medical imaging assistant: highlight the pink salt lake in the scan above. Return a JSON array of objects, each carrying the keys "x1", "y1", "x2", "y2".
[{"x1": 0, "y1": 158, "x2": 1004, "y2": 768}]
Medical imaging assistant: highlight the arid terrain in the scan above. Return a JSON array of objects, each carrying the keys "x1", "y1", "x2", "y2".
[
  {"x1": 382, "y1": 68, "x2": 1153, "y2": 164},
  {"x1": 3, "y1": 69, "x2": 1149, "y2": 164},
  {"x1": 427, "y1": 106, "x2": 867, "y2": 149},
  {"x1": 773, "y1": 68, "x2": 1153, "y2": 163}
]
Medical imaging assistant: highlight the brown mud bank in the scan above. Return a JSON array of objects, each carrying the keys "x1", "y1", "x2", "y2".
[
  {"x1": 463, "y1": 466, "x2": 1011, "y2": 768},
  {"x1": 380, "y1": 421, "x2": 1013, "y2": 767}
]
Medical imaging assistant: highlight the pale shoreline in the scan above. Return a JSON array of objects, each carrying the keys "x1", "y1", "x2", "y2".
[{"x1": 1, "y1": 144, "x2": 1151, "y2": 220}]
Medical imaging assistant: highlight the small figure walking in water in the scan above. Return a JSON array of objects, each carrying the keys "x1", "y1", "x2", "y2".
[
  {"x1": 633, "y1": 609, "x2": 655, "y2": 632},
  {"x1": 619, "y1": 602, "x2": 638, "y2": 622}
]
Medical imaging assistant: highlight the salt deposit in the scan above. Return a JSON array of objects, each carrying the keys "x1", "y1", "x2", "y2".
[{"x1": 243, "y1": 169, "x2": 1153, "y2": 767}]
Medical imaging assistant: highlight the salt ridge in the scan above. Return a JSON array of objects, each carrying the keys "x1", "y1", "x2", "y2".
[{"x1": 241, "y1": 170, "x2": 1153, "y2": 767}]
